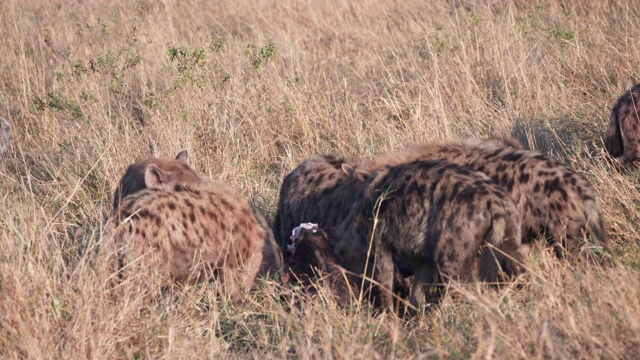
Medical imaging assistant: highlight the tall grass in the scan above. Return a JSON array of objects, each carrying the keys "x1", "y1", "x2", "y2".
[{"x1": 1, "y1": 0, "x2": 639, "y2": 358}]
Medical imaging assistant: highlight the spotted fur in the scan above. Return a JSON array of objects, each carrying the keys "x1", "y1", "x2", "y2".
[
  {"x1": 104, "y1": 154, "x2": 282, "y2": 301},
  {"x1": 273, "y1": 154, "x2": 370, "y2": 250},
  {"x1": 369, "y1": 139, "x2": 607, "y2": 259},
  {"x1": 335, "y1": 160, "x2": 525, "y2": 309},
  {"x1": 605, "y1": 84, "x2": 640, "y2": 166}
]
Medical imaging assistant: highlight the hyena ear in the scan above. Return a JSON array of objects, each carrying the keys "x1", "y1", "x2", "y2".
[
  {"x1": 341, "y1": 163, "x2": 370, "y2": 182},
  {"x1": 144, "y1": 163, "x2": 169, "y2": 188},
  {"x1": 175, "y1": 149, "x2": 189, "y2": 163}
]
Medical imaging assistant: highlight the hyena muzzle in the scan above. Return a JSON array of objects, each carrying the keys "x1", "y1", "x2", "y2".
[{"x1": 283, "y1": 223, "x2": 361, "y2": 303}]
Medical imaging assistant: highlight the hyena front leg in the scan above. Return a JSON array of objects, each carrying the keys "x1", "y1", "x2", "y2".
[{"x1": 371, "y1": 240, "x2": 397, "y2": 310}]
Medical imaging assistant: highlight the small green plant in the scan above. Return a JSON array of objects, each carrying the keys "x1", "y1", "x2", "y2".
[
  {"x1": 546, "y1": 26, "x2": 575, "y2": 41},
  {"x1": 72, "y1": 60, "x2": 87, "y2": 76},
  {"x1": 209, "y1": 32, "x2": 226, "y2": 53},
  {"x1": 80, "y1": 90, "x2": 96, "y2": 103},
  {"x1": 280, "y1": 99, "x2": 293, "y2": 112},
  {"x1": 166, "y1": 43, "x2": 210, "y2": 89},
  {"x1": 246, "y1": 40, "x2": 278, "y2": 69},
  {"x1": 32, "y1": 92, "x2": 83, "y2": 120},
  {"x1": 286, "y1": 76, "x2": 300, "y2": 86},
  {"x1": 143, "y1": 91, "x2": 160, "y2": 108}
]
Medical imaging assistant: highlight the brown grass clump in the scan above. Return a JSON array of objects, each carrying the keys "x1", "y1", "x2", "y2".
[{"x1": 1, "y1": 0, "x2": 639, "y2": 358}]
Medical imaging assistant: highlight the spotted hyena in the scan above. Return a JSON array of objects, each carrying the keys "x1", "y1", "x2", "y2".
[
  {"x1": 605, "y1": 84, "x2": 640, "y2": 166},
  {"x1": 368, "y1": 139, "x2": 607, "y2": 260},
  {"x1": 111, "y1": 150, "x2": 279, "y2": 260},
  {"x1": 282, "y1": 223, "x2": 360, "y2": 303},
  {"x1": 273, "y1": 154, "x2": 370, "y2": 250},
  {"x1": 334, "y1": 160, "x2": 525, "y2": 309},
  {"x1": 0, "y1": 117, "x2": 11, "y2": 159},
  {"x1": 104, "y1": 153, "x2": 282, "y2": 301}
]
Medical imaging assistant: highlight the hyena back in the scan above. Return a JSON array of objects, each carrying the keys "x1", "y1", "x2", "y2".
[
  {"x1": 104, "y1": 153, "x2": 282, "y2": 301},
  {"x1": 369, "y1": 139, "x2": 607, "y2": 259},
  {"x1": 335, "y1": 160, "x2": 525, "y2": 309},
  {"x1": 605, "y1": 84, "x2": 640, "y2": 166},
  {"x1": 274, "y1": 154, "x2": 370, "y2": 250}
]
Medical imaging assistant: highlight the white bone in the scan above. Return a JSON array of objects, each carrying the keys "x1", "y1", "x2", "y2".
[{"x1": 287, "y1": 223, "x2": 319, "y2": 255}]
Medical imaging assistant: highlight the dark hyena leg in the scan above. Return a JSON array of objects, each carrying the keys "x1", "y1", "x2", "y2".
[
  {"x1": 410, "y1": 262, "x2": 439, "y2": 308},
  {"x1": 546, "y1": 221, "x2": 570, "y2": 259},
  {"x1": 552, "y1": 219, "x2": 605, "y2": 260},
  {"x1": 622, "y1": 143, "x2": 640, "y2": 166},
  {"x1": 371, "y1": 241, "x2": 397, "y2": 310},
  {"x1": 621, "y1": 109, "x2": 640, "y2": 165}
]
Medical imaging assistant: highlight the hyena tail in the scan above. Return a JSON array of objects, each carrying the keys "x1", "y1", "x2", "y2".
[
  {"x1": 480, "y1": 206, "x2": 524, "y2": 283},
  {"x1": 604, "y1": 110, "x2": 624, "y2": 158}
]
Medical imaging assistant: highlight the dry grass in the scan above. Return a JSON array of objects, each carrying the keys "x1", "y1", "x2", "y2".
[{"x1": 1, "y1": 0, "x2": 639, "y2": 358}]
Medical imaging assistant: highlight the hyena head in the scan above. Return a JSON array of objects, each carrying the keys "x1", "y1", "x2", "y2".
[
  {"x1": 286, "y1": 223, "x2": 337, "y2": 279},
  {"x1": 112, "y1": 150, "x2": 203, "y2": 211},
  {"x1": 283, "y1": 223, "x2": 361, "y2": 303},
  {"x1": 334, "y1": 231, "x2": 368, "y2": 276},
  {"x1": 331, "y1": 164, "x2": 375, "y2": 273}
]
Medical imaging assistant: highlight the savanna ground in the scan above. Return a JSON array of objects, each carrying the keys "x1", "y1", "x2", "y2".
[{"x1": 1, "y1": 0, "x2": 639, "y2": 358}]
